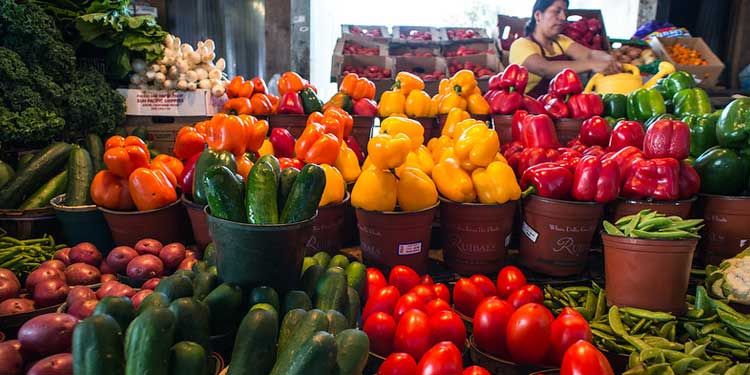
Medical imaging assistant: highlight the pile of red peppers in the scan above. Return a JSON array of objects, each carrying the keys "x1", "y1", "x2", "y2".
[
  {"x1": 538, "y1": 69, "x2": 604, "y2": 119},
  {"x1": 484, "y1": 64, "x2": 548, "y2": 115}
]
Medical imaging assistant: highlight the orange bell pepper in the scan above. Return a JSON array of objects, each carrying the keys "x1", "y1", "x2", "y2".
[
  {"x1": 295, "y1": 123, "x2": 341, "y2": 165},
  {"x1": 105, "y1": 135, "x2": 149, "y2": 151},
  {"x1": 251, "y1": 77, "x2": 268, "y2": 94},
  {"x1": 393, "y1": 72, "x2": 425, "y2": 96},
  {"x1": 226, "y1": 76, "x2": 254, "y2": 98},
  {"x1": 90, "y1": 170, "x2": 134, "y2": 210},
  {"x1": 152, "y1": 154, "x2": 184, "y2": 182},
  {"x1": 222, "y1": 97, "x2": 253, "y2": 115},
  {"x1": 236, "y1": 153, "x2": 254, "y2": 179},
  {"x1": 320, "y1": 115, "x2": 344, "y2": 141},
  {"x1": 238, "y1": 115, "x2": 269, "y2": 152},
  {"x1": 173, "y1": 127, "x2": 206, "y2": 160},
  {"x1": 128, "y1": 168, "x2": 178, "y2": 211},
  {"x1": 194, "y1": 121, "x2": 207, "y2": 136},
  {"x1": 324, "y1": 107, "x2": 353, "y2": 138},
  {"x1": 278, "y1": 71, "x2": 306, "y2": 96},
  {"x1": 267, "y1": 94, "x2": 280, "y2": 113},
  {"x1": 340, "y1": 73, "x2": 376, "y2": 100},
  {"x1": 149, "y1": 160, "x2": 177, "y2": 187},
  {"x1": 250, "y1": 93, "x2": 273, "y2": 116},
  {"x1": 307, "y1": 111, "x2": 325, "y2": 127},
  {"x1": 441, "y1": 108, "x2": 471, "y2": 137},
  {"x1": 103, "y1": 142, "x2": 150, "y2": 178},
  {"x1": 205, "y1": 114, "x2": 247, "y2": 157}
]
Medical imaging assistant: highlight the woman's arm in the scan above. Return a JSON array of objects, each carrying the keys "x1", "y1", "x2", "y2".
[
  {"x1": 566, "y1": 42, "x2": 622, "y2": 74},
  {"x1": 521, "y1": 53, "x2": 604, "y2": 79}
]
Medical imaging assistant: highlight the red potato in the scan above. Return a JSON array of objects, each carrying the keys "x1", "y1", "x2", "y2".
[
  {"x1": 67, "y1": 299, "x2": 98, "y2": 320},
  {"x1": 25, "y1": 268, "x2": 65, "y2": 298},
  {"x1": 178, "y1": 257, "x2": 198, "y2": 271},
  {"x1": 68, "y1": 242, "x2": 102, "y2": 266},
  {"x1": 131, "y1": 289, "x2": 153, "y2": 309},
  {"x1": 0, "y1": 298, "x2": 35, "y2": 316},
  {"x1": 99, "y1": 261, "x2": 116, "y2": 275},
  {"x1": 66, "y1": 287, "x2": 96, "y2": 306},
  {"x1": 64, "y1": 263, "x2": 101, "y2": 286},
  {"x1": 106, "y1": 246, "x2": 139, "y2": 273},
  {"x1": 18, "y1": 313, "x2": 78, "y2": 357},
  {"x1": 127, "y1": 255, "x2": 164, "y2": 280},
  {"x1": 96, "y1": 281, "x2": 134, "y2": 299},
  {"x1": 141, "y1": 278, "x2": 161, "y2": 290},
  {"x1": 95, "y1": 281, "x2": 122, "y2": 300},
  {"x1": 39, "y1": 260, "x2": 65, "y2": 273},
  {"x1": 0, "y1": 269, "x2": 20, "y2": 302},
  {"x1": 100, "y1": 274, "x2": 116, "y2": 283},
  {"x1": 33, "y1": 279, "x2": 69, "y2": 308},
  {"x1": 53, "y1": 248, "x2": 70, "y2": 265},
  {"x1": 159, "y1": 243, "x2": 186, "y2": 270},
  {"x1": 185, "y1": 249, "x2": 200, "y2": 260},
  {"x1": 0, "y1": 340, "x2": 23, "y2": 375},
  {"x1": 134, "y1": 239, "x2": 163, "y2": 256},
  {"x1": 27, "y1": 352, "x2": 73, "y2": 375}
]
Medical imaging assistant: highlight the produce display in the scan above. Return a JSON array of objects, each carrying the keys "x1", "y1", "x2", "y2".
[
  {"x1": 340, "y1": 65, "x2": 392, "y2": 80},
  {"x1": 222, "y1": 75, "x2": 278, "y2": 115},
  {"x1": 611, "y1": 44, "x2": 657, "y2": 66},
  {"x1": 326, "y1": 73, "x2": 378, "y2": 116},
  {"x1": 343, "y1": 42, "x2": 381, "y2": 56},
  {"x1": 348, "y1": 26, "x2": 384, "y2": 38},
  {"x1": 667, "y1": 43, "x2": 709, "y2": 66},
  {"x1": 706, "y1": 249, "x2": 750, "y2": 304},
  {"x1": 602, "y1": 210, "x2": 703, "y2": 239},
  {"x1": 400, "y1": 69, "x2": 446, "y2": 82},
  {"x1": 445, "y1": 28, "x2": 485, "y2": 41},
  {"x1": 444, "y1": 45, "x2": 494, "y2": 57},
  {"x1": 399, "y1": 29, "x2": 433, "y2": 41},
  {"x1": 447, "y1": 61, "x2": 497, "y2": 78},
  {"x1": 563, "y1": 16, "x2": 606, "y2": 50},
  {"x1": 0, "y1": 232, "x2": 66, "y2": 285}
]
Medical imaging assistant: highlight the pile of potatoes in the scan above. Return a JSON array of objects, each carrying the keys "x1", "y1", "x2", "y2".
[{"x1": 610, "y1": 44, "x2": 657, "y2": 66}]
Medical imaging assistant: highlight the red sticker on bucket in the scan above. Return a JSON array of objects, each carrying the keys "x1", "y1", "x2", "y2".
[
  {"x1": 522, "y1": 221, "x2": 539, "y2": 243},
  {"x1": 398, "y1": 241, "x2": 422, "y2": 256}
]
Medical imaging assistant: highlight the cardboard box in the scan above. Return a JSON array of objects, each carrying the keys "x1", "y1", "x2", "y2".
[
  {"x1": 331, "y1": 55, "x2": 396, "y2": 101},
  {"x1": 341, "y1": 24, "x2": 390, "y2": 41},
  {"x1": 442, "y1": 41, "x2": 498, "y2": 58},
  {"x1": 118, "y1": 88, "x2": 226, "y2": 117},
  {"x1": 394, "y1": 56, "x2": 448, "y2": 95},
  {"x1": 392, "y1": 26, "x2": 441, "y2": 44},
  {"x1": 439, "y1": 27, "x2": 492, "y2": 43},
  {"x1": 333, "y1": 36, "x2": 388, "y2": 56},
  {"x1": 121, "y1": 115, "x2": 209, "y2": 154},
  {"x1": 565, "y1": 9, "x2": 610, "y2": 51},
  {"x1": 649, "y1": 37, "x2": 725, "y2": 88},
  {"x1": 389, "y1": 43, "x2": 441, "y2": 57}
]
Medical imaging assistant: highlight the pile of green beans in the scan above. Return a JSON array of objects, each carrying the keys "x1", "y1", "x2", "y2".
[
  {"x1": 603, "y1": 209, "x2": 704, "y2": 240},
  {"x1": 0, "y1": 230, "x2": 66, "y2": 280}
]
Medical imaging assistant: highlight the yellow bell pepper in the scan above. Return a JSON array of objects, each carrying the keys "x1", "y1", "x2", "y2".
[
  {"x1": 367, "y1": 133, "x2": 411, "y2": 170},
  {"x1": 335, "y1": 142, "x2": 362, "y2": 183},
  {"x1": 451, "y1": 119, "x2": 485, "y2": 140},
  {"x1": 433, "y1": 155, "x2": 476, "y2": 203},
  {"x1": 397, "y1": 167, "x2": 438, "y2": 212},
  {"x1": 438, "y1": 91, "x2": 468, "y2": 115},
  {"x1": 393, "y1": 72, "x2": 425, "y2": 96},
  {"x1": 396, "y1": 145, "x2": 435, "y2": 177},
  {"x1": 438, "y1": 78, "x2": 451, "y2": 95},
  {"x1": 470, "y1": 86, "x2": 482, "y2": 96},
  {"x1": 454, "y1": 123, "x2": 500, "y2": 169},
  {"x1": 351, "y1": 168, "x2": 398, "y2": 211},
  {"x1": 450, "y1": 70, "x2": 478, "y2": 98},
  {"x1": 428, "y1": 98, "x2": 438, "y2": 117},
  {"x1": 405, "y1": 90, "x2": 433, "y2": 118},
  {"x1": 319, "y1": 165, "x2": 346, "y2": 207},
  {"x1": 472, "y1": 161, "x2": 521, "y2": 204},
  {"x1": 427, "y1": 135, "x2": 453, "y2": 162},
  {"x1": 380, "y1": 117, "x2": 424, "y2": 150},
  {"x1": 258, "y1": 139, "x2": 274, "y2": 156},
  {"x1": 362, "y1": 156, "x2": 374, "y2": 170},
  {"x1": 378, "y1": 91, "x2": 406, "y2": 117},
  {"x1": 441, "y1": 108, "x2": 471, "y2": 137},
  {"x1": 495, "y1": 152, "x2": 508, "y2": 163},
  {"x1": 467, "y1": 93, "x2": 490, "y2": 115}
]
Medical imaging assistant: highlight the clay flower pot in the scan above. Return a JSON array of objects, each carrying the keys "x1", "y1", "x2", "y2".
[
  {"x1": 307, "y1": 193, "x2": 350, "y2": 256},
  {"x1": 182, "y1": 194, "x2": 211, "y2": 250},
  {"x1": 99, "y1": 199, "x2": 192, "y2": 247},
  {"x1": 697, "y1": 194, "x2": 750, "y2": 265},
  {"x1": 492, "y1": 114, "x2": 514, "y2": 144},
  {"x1": 608, "y1": 196, "x2": 696, "y2": 222}
]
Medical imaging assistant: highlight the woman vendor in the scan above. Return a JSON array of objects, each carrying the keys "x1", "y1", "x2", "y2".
[{"x1": 509, "y1": 0, "x2": 621, "y2": 97}]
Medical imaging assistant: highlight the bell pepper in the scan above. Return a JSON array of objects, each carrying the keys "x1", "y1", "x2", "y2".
[
  {"x1": 716, "y1": 98, "x2": 750, "y2": 149},
  {"x1": 340, "y1": 73, "x2": 376, "y2": 100},
  {"x1": 226, "y1": 76, "x2": 253, "y2": 98},
  {"x1": 90, "y1": 170, "x2": 135, "y2": 210},
  {"x1": 335, "y1": 142, "x2": 362, "y2": 183},
  {"x1": 544, "y1": 97, "x2": 570, "y2": 119},
  {"x1": 643, "y1": 119, "x2": 690, "y2": 160},
  {"x1": 694, "y1": 147, "x2": 750, "y2": 196},
  {"x1": 567, "y1": 93, "x2": 604, "y2": 119},
  {"x1": 179, "y1": 153, "x2": 200, "y2": 196},
  {"x1": 644, "y1": 113, "x2": 675, "y2": 130},
  {"x1": 324, "y1": 107, "x2": 354, "y2": 138},
  {"x1": 441, "y1": 108, "x2": 471, "y2": 137},
  {"x1": 497, "y1": 64, "x2": 529, "y2": 93},
  {"x1": 345, "y1": 135, "x2": 365, "y2": 164},
  {"x1": 451, "y1": 70, "x2": 478, "y2": 97},
  {"x1": 627, "y1": 88, "x2": 666, "y2": 122},
  {"x1": 433, "y1": 155, "x2": 476, "y2": 202},
  {"x1": 295, "y1": 123, "x2": 341, "y2": 165},
  {"x1": 520, "y1": 162, "x2": 574, "y2": 200},
  {"x1": 438, "y1": 90, "x2": 468, "y2": 114},
  {"x1": 556, "y1": 149, "x2": 582, "y2": 173},
  {"x1": 251, "y1": 77, "x2": 268, "y2": 94},
  {"x1": 258, "y1": 139, "x2": 274, "y2": 156},
  {"x1": 405, "y1": 90, "x2": 433, "y2": 118},
  {"x1": 278, "y1": 157, "x2": 304, "y2": 171},
  {"x1": 396, "y1": 167, "x2": 438, "y2": 211},
  {"x1": 501, "y1": 141, "x2": 525, "y2": 172},
  {"x1": 353, "y1": 98, "x2": 378, "y2": 117},
  {"x1": 517, "y1": 148, "x2": 561, "y2": 176},
  {"x1": 319, "y1": 165, "x2": 346, "y2": 207},
  {"x1": 269, "y1": 128, "x2": 295, "y2": 158},
  {"x1": 129, "y1": 167, "x2": 177, "y2": 211},
  {"x1": 173, "y1": 126, "x2": 206, "y2": 160},
  {"x1": 192, "y1": 149, "x2": 237, "y2": 204},
  {"x1": 393, "y1": 72, "x2": 425, "y2": 96},
  {"x1": 467, "y1": 93, "x2": 490, "y2": 115},
  {"x1": 472, "y1": 161, "x2": 521, "y2": 204},
  {"x1": 454, "y1": 123, "x2": 500, "y2": 169},
  {"x1": 571, "y1": 155, "x2": 619, "y2": 203},
  {"x1": 489, "y1": 90, "x2": 522, "y2": 115},
  {"x1": 579, "y1": 116, "x2": 612, "y2": 147},
  {"x1": 250, "y1": 94, "x2": 274, "y2": 115},
  {"x1": 608, "y1": 120, "x2": 645, "y2": 152},
  {"x1": 324, "y1": 92, "x2": 354, "y2": 114},
  {"x1": 583, "y1": 145, "x2": 606, "y2": 157},
  {"x1": 522, "y1": 95, "x2": 547, "y2": 115},
  {"x1": 673, "y1": 88, "x2": 712, "y2": 117},
  {"x1": 105, "y1": 135, "x2": 148, "y2": 151},
  {"x1": 511, "y1": 110, "x2": 528, "y2": 143},
  {"x1": 151, "y1": 154, "x2": 184, "y2": 185},
  {"x1": 601, "y1": 146, "x2": 644, "y2": 184},
  {"x1": 194, "y1": 121, "x2": 207, "y2": 136},
  {"x1": 351, "y1": 168, "x2": 398, "y2": 211},
  {"x1": 277, "y1": 91, "x2": 305, "y2": 115},
  {"x1": 367, "y1": 133, "x2": 411, "y2": 170},
  {"x1": 104, "y1": 142, "x2": 150, "y2": 178},
  {"x1": 378, "y1": 91, "x2": 406, "y2": 117},
  {"x1": 233, "y1": 153, "x2": 253, "y2": 180},
  {"x1": 278, "y1": 71, "x2": 306, "y2": 96},
  {"x1": 679, "y1": 160, "x2": 700, "y2": 199},
  {"x1": 427, "y1": 135, "x2": 453, "y2": 162},
  {"x1": 682, "y1": 114, "x2": 718, "y2": 158},
  {"x1": 520, "y1": 114, "x2": 560, "y2": 148},
  {"x1": 622, "y1": 157, "x2": 681, "y2": 201},
  {"x1": 238, "y1": 115, "x2": 269, "y2": 153},
  {"x1": 602, "y1": 93, "x2": 628, "y2": 119},
  {"x1": 399, "y1": 145, "x2": 435, "y2": 176},
  {"x1": 661, "y1": 71, "x2": 696, "y2": 100},
  {"x1": 549, "y1": 69, "x2": 583, "y2": 98},
  {"x1": 299, "y1": 88, "x2": 324, "y2": 115},
  {"x1": 222, "y1": 97, "x2": 253, "y2": 115},
  {"x1": 380, "y1": 117, "x2": 425, "y2": 149},
  {"x1": 204, "y1": 114, "x2": 247, "y2": 157}
]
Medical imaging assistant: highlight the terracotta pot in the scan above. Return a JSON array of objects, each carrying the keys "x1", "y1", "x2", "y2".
[
  {"x1": 0, "y1": 206, "x2": 60, "y2": 240},
  {"x1": 356, "y1": 203, "x2": 438, "y2": 274},
  {"x1": 267, "y1": 114, "x2": 308, "y2": 138},
  {"x1": 50, "y1": 194, "x2": 115, "y2": 254},
  {"x1": 307, "y1": 193, "x2": 350, "y2": 255},
  {"x1": 440, "y1": 198, "x2": 517, "y2": 275},
  {"x1": 182, "y1": 195, "x2": 211, "y2": 250},
  {"x1": 697, "y1": 194, "x2": 750, "y2": 265},
  {"x1": 492, "y1": 114, "x2": 514, "y2": 144},
  {"x1": 602, "y1": 233, "x2": 697, "y2": 314},
  {"x1": 352, "y1": 116, "x2": 375, "y2": 156},
  {"x1": 468, "y1": 335, "x2": 553, "y2": 375},
  {"x1": 554, "y1": 118, "x2": 583, "y2": 146},
  {"x1": 608, "y1": 196, "x2": 696, "y2": 222},
  {"x1": 520, "y1": 195, "x2": 603, "y2": 276},
  {"x1": 99, "y1": 199, "x2": 192, "y2": 247}
]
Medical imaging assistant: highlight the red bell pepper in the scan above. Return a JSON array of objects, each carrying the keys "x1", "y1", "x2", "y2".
[
  {"x1": 538, "y1": 94, "x2": 553, "y2": 105},
  {"x1": 345, "y1": 135, "x2": 365, "y2": 164},
  {"x1": 521, "y1": 114, "x2": 560, "y2": 148},
  {"x1": 567, "y1": 93, "x2": 604, "y2": 119},
  {"x1": 544, "y1": 97, "x2": 570, "y2": 119},
  {"x1": 583, "y1": 145, "x2": 606, "y2": 157},
  {"x1": 501, "y1": 141, "x2": 525, "y2": 173},
  {"x1": 572, "y1": 155, "x2": 620, "y2": 203},
  {"x1": 556, "y1": 149, "x2": 582, "y2": 173},
  {"x1": 549, "y1": 69, "x2": 583, "y2": 98},
  {"x1": 522, "y1": 95, "x2": 548, "y2": 115},
  {"x1": 622, "y1": 157, "x2": 680, "y2": 201},
  {"x1": 643, "y1": 119, "x2": 690, "y2": 160},
  {"x1": 579, "y1": 116, "x2": 612, "y2": 147},
  {"x1": 498, "y1": 63, "x2": 529, "y2": 93},
  {"x1": 601, "y1": 146, "x2": 645, "y2": 185},
  {"x1": 489, "y1": 90, "x2": 523, "y2": 115},
  {"x1": 678, "y1": 160, "x2": 701, "y2": 200},
  {"x1": 269, "y1": 128, "x2": 295, "y2": 158},
  {"x1": 488, "y1": 74, "x2": 502, "y2": 91},
  {"x1": 278, "y1": 157, "x2": 304, "y2": 170},
  {"x1": 517, "y1": 148, "x2": 560, "y2": 176},
  {"x1": 511, "y1": 110, "x2": 528, "y2": 143},
  {"x1": 565, "y1": 138, "x2": 587, "y2": 153},
  {"x1": 179, "y1": 153, "x2": 201, "y2": 197},
  {"x1": 521, "y1": 162, "x2": 574, "y2": 200},
  {"x1": 353, "y1": 98, "x2": 378, "y2": 117},
  {"x1": 608, "y1": 121, "x2": 645, "y2": 152},
  {"x1": 277, "y1": 91, "x2": 305, "y2": 114}
]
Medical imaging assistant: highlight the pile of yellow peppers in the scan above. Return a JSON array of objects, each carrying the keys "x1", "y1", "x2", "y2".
[
  {"x1": 427, "y1": 108, "x2": 521, "y2": 204},
  {"x1": 435, "y1": 70, "x2": 490, "y2": 116},
  {"x1": 378, "y1": 72, "x2": 437, "y2": 118},
  {"x1": 351, "y1": 117, "x2": 438, "y2": 212}
]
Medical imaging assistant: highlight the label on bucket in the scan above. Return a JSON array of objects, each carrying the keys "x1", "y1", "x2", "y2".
[
  {"x1": 522, "y1": 221, "x2": 539, "y2": 243},
  {"x1": 398, "y1": 241, "x2": 423, "y2": 256}
]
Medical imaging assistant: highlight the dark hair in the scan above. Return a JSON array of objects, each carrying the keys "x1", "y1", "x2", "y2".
[{"x1": 525, "y1": 0, "x2": 569, "y2": 36}]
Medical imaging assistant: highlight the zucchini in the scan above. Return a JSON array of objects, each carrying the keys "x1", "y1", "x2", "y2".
[
  {"x1": 270, "y1": 331, "x2": 337, "y2": 375},
  {"x1": 345, "y1": 286, "x2": 360, "y2": 329},
  {"x1": 168, "y1": 341, "x2": 207, "y2": 375},
  {"x1": 249, "y1": 286, "x2": 280, "y2": 313},
  {"x1": 274, "y1": 309, "x2": 329, "y2": 368},
  {"x1": 0, "y1": 142, "x2": 71, "y2": 208},
  {"x1": 280, "y1": 163, "x2": 326, "y2": 223},
  {"x1": 192, "y1": 272, "x2": 217, "y2": 301},
  {"x1": 277, "y1": 308, "x2": 308, "y2": 357},
  {"x1": 93, "y1": 296, "x2": 135, "y2": 333},
  {"x1": 278, "y1": 167, "x2": 299, "y2": 210},
  {"x1": 73, "y1": 314, "x2": 125, "y2": 375},
  {"x1": 315, "y1": 266, "x2": 348, "y2": 313},
  {"x1": 203, "y1": 283, "x2": 244, "y2": 334},
  {"x1": 65, "y1": 146, "x2": 94, "y2": 206},
  {"x1": 282, "y1": 290, "x2": 312, "y2": 316},
  {"x1": 0, "y1": 160, "x2": 14, "y2": 190},
  {"x1": 154, "y1": 275, "x2": 194, "y2": 302},
  {"x1": 17, "y1": 152, "x2": 35, "y2": 171},
  {"x1": 125, "y1": 307, "x2": 176, "y2": 375},
  {"x1": 245, "y1": 161, "x2": 278, "y2": 224},
  {"x1": 137, "y1": 291, "x2": 170, "y2": 316},
  {"x1": 301, "y1": 264, "x2": 325, "y2": 299},
  {"x1": 84, "y1": 133, "x2": 105, "y2": 172},
  {"x1": 227, "y1": 308, "x2": 279, "y2": 375},
  {"x1": 204, "y1": 165, "x2": 246, "y2": 222},
  {"x1": 335, "y1": 329, "x2": 370, "y2": 375},
  {"x1": 18, "y1": 170, "x2": 68, "y2": 209}
]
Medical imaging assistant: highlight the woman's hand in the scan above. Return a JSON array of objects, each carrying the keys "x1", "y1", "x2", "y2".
[{"x1": 590, "y1": 56, "x2": 622, "y2": 75}]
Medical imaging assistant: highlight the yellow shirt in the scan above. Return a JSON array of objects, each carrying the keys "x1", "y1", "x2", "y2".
[{"x1": 509, "y1": 35, "x2": 574, "y2": 93}]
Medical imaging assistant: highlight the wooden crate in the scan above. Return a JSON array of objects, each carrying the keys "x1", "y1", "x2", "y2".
[
  {"x1": 392, "y1": 26, "x2": 441, "y2": 44},
  {"x1": 649, "y1": 37, "x2": 725, "y2": 88},
  {"x1": 389, "y1": 43, "x2": 441, "y2": 57},
  {"x1": 438, "y1": 27, "x2": 492, "y2": 43},
  {"x1": 333, "y1": 35, "x2": 388, "y2": 56},
  {"x1": 446, "y1": 53, "x2": 504, "y2": 92},
  {"x1": 341, "y1": 24, "x2": 390, "y2": 41},
  {"x1": 442, "y1": 41, "x2": 498, "y2": 58}
]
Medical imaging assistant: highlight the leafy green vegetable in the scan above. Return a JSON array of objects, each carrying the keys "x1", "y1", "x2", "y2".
[{"x1": 0, "y1": 106, "x2": 66, "y2": 146}]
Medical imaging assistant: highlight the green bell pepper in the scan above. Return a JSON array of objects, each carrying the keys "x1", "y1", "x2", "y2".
[
  {"x1": 694, "y1": 146, "x2": 749, "y2": 196},
  {"x1": 644, "y1": 113, "x2": 674, "y2": 129},
  {"x1": 299, "y1": 87, "x2": 324, "y2": 115},
  {"x1": 193, "y1": 149, "x2": 238, "y2": 205},
  {"x1": 673, "y1": 88, "x2": 713, "y2": 117},
  {"x1": 662, "y1": 71, "x2": 696, "y2": 100},
  {"x1": 653, "y1": 79, "x2": 673, "y2": 113},
  {"x1": 627, "y1": 88, "x2": 666, "y2": 123},
  {"x1": 716, "y1": 98, "x2": 750, "y2": 149},
  {"x1": 681, "y1": 114, "x2": 718, "y2": 158},
  {"x1": 604, "y1": 116, "x2": 624, "y2": 127},
  {"x1": 602, "y1": 93, "x2": 628, "y2": 119}
]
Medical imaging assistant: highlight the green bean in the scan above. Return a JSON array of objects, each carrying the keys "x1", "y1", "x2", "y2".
[
  {"x1": 592, "y1": 329, "x2": 618, "y2": 342},
  {"x1": 631, "y1": 318, "x2": 647, "y2": 335},
  {"x1": 690, "y1": 362, "x2": 720, "y2": 375},
  {"x1": 684, "y1": 308, "x2": 704, "y2": 319},
  {"x1": 603, "y1": 220, "x2": 626, "y2": 236},
  {"x1": 609, "y1": 306, "x2": 627, "y2": 336},
  {"x1": 643, "y1": 336, "x2": 683, "y2": 351},
  {"x1": 620, "y1": 307, "x2": 676, "y2": 323},
  {"x1": 615, "y1": 213, "x2": 639, "y2": 226},
  {"x1": 624, "y1": 211, "x2": 643, "y2": 236},
  {"x1": 630, "y1": 229, "x2": 700, "y2": 239},
  {"x1": 637, "y1": 217, "x2": 674, "y2": 231},
  {"x1": 581, "y1": 290, "x2": 596, "y2": 321},
  {"x1": 594, "y1": 290, "x2": 607, "y2": 321},
  {"x1": 708, "y1": 334, "x2": 750, "y2": 350},
  {"x1": 699, "y1": 322, "x2": 724, "y2": 335}
]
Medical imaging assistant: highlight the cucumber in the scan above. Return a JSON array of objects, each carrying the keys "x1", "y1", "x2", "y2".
[
  {"x1": 345, "y1": 261, "x2": 366, "y2": 297},
  {"x1": 205, "y1": 165, "x2": 246, "y2": 222},
  {"x1": 203, "y1": 243, "x2": 216, "y2": 267},
  {"x1": 278, "y1": 167, "x2": 299, "y2": 210},
  {"x1": 173, "y1": 269, "x2": 195, "y2": 280},
  {"x1": 137, "y1": 291, "x2": 170, "y2": 315},
  {"x1": 73, "y1": 314, "x2": 125, "y2": 375},
  {"x1": 301, "y1": 264, "x2": 325, "y2": 299},
  {"x1": 280, "y1": 163, "x2": 326, "y2": 223},
  {"x1": 169, "y1": 298, "x2": 211, "y2": 356},
  {"x1": 85, "y1": 133, "x2": 105, "y2": 172},
  {"x1": 312, "y1": 252, "x2": 331, "y2": 268},
  {"x1": 345, "y1": 287, "x2": 360, "y2": 329},
  {"x1": 274, "y1": 309, "x2": 329, "y2": 368},
  {"x1": 204, "y1": 283, "x2": 244, "y2": 334},
  {"x1": 93, "y1": 296, "x2": 135, "y2": 333},
  {"x1": 270, "y1": 331, "x2": 337, "y2": 375},
  {"x1": 192, "y1": 260, "x2": 210, "y2": 274},
  {"x1": 17, "y1": 152, "x2": 35, "y2": 171},
  {"x1": 154, "y1": 275, "x2": 194, "y2": 302},
  {"x1": 192, "y1": 272, "x2": 217, "y2": 301},
  {"x1": 282, "y1": 290, "x2": 312, "y2": 315},
  {"x1": 168, "y1": 341, "x2": 207, "y2": 375},
  {"x1": 18, "y1": 170, "x2": 68, "y2": 209},
  {"x1": 257, "y1": 154, "x2": 281, "y2": 182},
  {"x1": 227, "y1": 308, "x2": 279, "y2": 375},
  {"x1": 0, "y1": 142, "x2": 71, "y2": 208},
  {"x1": 125, "y1": 307, "x2": 176, "y2": 375},
  {"x1": 0, "y1": 161, "x2": 14, "y2": 190},
  {"x1": 249, "y1": 286, "x2": 280, "y2": 313},
  {"x1": 277, "y1": 308, "x2": 308, "y2": 357},
  {"x1": 315, "y1": 266, "x2": 348, "y2": 313},
  {"x1": 326, "y1": 309, "x2": 348, "y2": 335},
  {"x1": 328, "y1": 254, "x2": 350, "y2": 270},
  {"x1": 245, "y1": 161, "x2": 279, "y2": 224},
  {"x1": 301, "y1": 256, "x2": 317, "y2": 276},
  {"x1": 65, "y1": 146, "x2": 94, "y2": 206},
  {"x1": 335, "y1": 329, "x2": 370, "y2": 375},
  {"x1": 193, "y1": 149, "x2": 237, "y2": 205}
]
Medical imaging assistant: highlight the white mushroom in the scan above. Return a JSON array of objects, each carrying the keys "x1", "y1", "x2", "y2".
[
  {"x1": 186, "y1": 70, "x2": 199, "y2": 82},
  {"x1": 177, "y1": 79, "x2": 189, "y2": 90},
  {"x1": 199, "y1": 79, "x2": 212, "y2": 89},
  {"x1": 155, "y1": 72, "x2": 167, "y2": 84},
  {"x1": 215, "y1": 58, "x2": 226, "y2": 72},
  {"x1": 211, "y1": 85, "x2": 226, "y2": 97},
  {"x1": 187, "y1": 82, "x2": 198, "y2": 91},
  {"x1": 208, "y1": 68, "x2": 222, "y2": 80},
  {"x1": 195, "y1": 68, "x2": 208, "y2": 80}
]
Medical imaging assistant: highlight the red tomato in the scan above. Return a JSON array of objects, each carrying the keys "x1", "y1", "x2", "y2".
[
  {"x1": 507, "y1": 284, "x2": 544, "y2": 309},
  {"x1": 363, "y1": 286, "x2": 401, "y2": 323},
  {"x1": 453, "y1": 278, "x2": 485, "y2": 317},
  {"x1": 549, "y1": 312, "x2": 593, "y2": 364},
  {"x1": 506, "y1": 303, "x2": 554, "y2": 365},
  {"x1": 393, "y1": 293, "x2": 426, "y2": 322},
  {"x1": 378, "y1": 352, "x2": 418, "y2": 375},
  {"x1": 425, "y1": 298, "x2": 452, "y2": 316},
  {"x1": 463, "y1": 366, "x2": 492, "y2": 375},
  {"x1": 389, "y1": 265, "x2": 421, "y2": 295},
  {"x1": 428, "y1": 310, "x2": 466, "y2": 349},
  {"x1": 433, "y1": 283, "x2": 450, "y2": 303},
  {"x1": 560, "y1": 340, "x2": 614, "y2": 375},
  {"x1": 410, "y1": 285, "x2": 437, "y2": 305},
  {"x1": 558, "y1": 306, "x2": 584, "y2": 319},
  {"x1": 421, "y1": 274, "x2": 434, "y2": 285},
  {"x1": 496, "y1": 266, "x2": 527, "y2": 298},
  {"x1": 367, "y1": 268, "x2": 389, "y2": 301},
  {"x1": 470, "y1": 274, "x2": 497, "y2": 296},
  {"x1": 473, "y1": 296, "x2": 514, "y2": 357},
  {"x1": 363, "y1": 312, "x2": 397, "y2": 356},
  {"x1": 416, "y1": 341, "x2": 463, "y2": 375},
  {"x1": 394, "y1": 309, "x2": 432, "y2": 361}
]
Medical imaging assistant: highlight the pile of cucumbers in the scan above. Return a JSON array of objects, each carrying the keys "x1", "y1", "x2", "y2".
[{"x1": 603, "y1": 209, "x2": 704, "y2": 240}]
